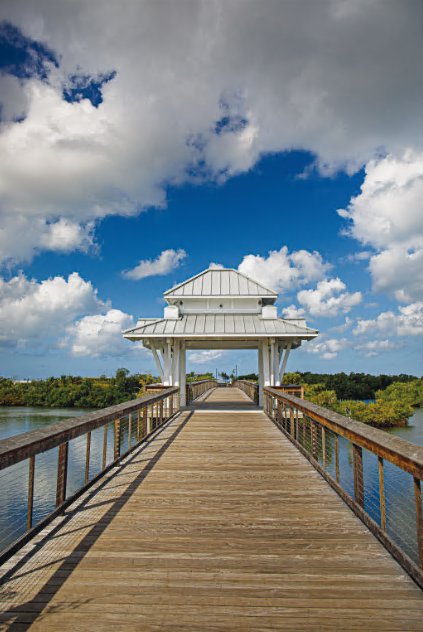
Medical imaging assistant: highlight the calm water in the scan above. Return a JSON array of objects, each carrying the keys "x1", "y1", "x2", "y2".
[
  {"x1": 386, "y1": 407, "x2": 423, "y2": 445},
  {"x1": 0, "y1": 406, "x2": 422, "y2": 563},
  {"x1": 0, "y1": 406, "x2": 89, "y2": 441},
  {"x1": 0, "y1": 406, "x2": 108, "y2": 554}
]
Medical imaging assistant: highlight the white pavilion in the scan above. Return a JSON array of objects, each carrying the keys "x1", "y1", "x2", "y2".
[{"x1": 123, "y1": 268, "x2": 318, "y2": 406}]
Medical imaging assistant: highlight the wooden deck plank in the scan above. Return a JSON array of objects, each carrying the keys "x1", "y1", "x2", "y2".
[{"x1": 1, "y1": 387, "x2": 423, "y2": 631}]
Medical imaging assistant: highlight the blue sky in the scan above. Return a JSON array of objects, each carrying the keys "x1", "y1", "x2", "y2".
[{"x1": 0, "y1": 2, "x2": 422, "y2": 379}]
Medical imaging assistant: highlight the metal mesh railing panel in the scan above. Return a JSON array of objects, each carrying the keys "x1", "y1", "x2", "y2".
[{"x1": 384, "y1": 460, "x2": 418, "y2": 564}]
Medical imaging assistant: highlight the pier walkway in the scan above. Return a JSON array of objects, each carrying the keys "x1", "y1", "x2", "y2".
[{"x1": 1, "y1": 387, "x2": 423, "y2": 630}]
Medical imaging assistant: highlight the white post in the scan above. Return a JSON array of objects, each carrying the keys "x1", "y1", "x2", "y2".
[
  {"x1": 163, "y1": 339, "x2": 172, "y2": 385},
  {"x1": 258, "y1": 343, "x2": 264, "y2": 406},
  {"x1": 150, "y1": 344, "x2": 164, "y2": 382},
  {"x1": 179, "y1": 341, "x2": 186, "y2": 406},
  {"x1": 274, "y1": 346, "x2": 283, "y2": 386},
  {"x1": 279, "y1": 343, "x2": 292, "y2": 384},
  {"x1": 269, "y1": 339, "x2": 275, "y2": 387},
  {"x1": 262, "y1": 339, "x2": 270, "y2": 387},
  {"x1": 172, "y1": 340, "x2": 180, "y2": 387}
]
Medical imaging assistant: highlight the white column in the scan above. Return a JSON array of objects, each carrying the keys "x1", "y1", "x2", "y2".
[
  {"x1": 258, "y1": 343, "x2": 264, "y2": 406},
  {"x1": 172, "y1": 339, "x2": 180, "y2": 387},
  {"x1": 279, "y1": 343, "x2": 292, "y2": 383},
  {"x1": 274, "y1": 344, "x2": 282, "y2": 386},
  {"x1": 163, "y1": 339, "x2": 172, "y2": 385},
  {"x1": 179, "y1": 341, "x2": 186, "y2": 406},
  {"x1": 269, "y1": 339, "x2": 275, "y2": 387},
  {"x1": 150, "y1": 344, "x2": 164, "y2": 382},
  {"x1": 262, "y1": 339, "x2": 270, "y2": 387}
]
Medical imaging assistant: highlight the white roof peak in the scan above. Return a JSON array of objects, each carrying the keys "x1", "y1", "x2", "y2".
[{"x1": 164, "y1": 267, "x2": 277, "y2": 298}]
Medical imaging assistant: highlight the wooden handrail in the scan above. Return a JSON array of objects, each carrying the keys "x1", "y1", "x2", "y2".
[
  {"x1": 233, "y1": 380, "x2": 259, "y2": 404},
  {"x1": 265, "y1": 388, "x2": 423, "y2": 478},
  {"x1": 263, "y1": 386, "x2": 423, "y2": 589},
  {"x1": 0, "y1": 387, "x2": 178, "y2": 471},
  {"x1": 186, "y1": 379, "x2": 217, "y2": 385},
  {"x1": 186, "y1": 380, "x2": 217, "y2": 404},
  {"x1": 271, "y1": 384, "x2": 304, "y2": 398},
  {"x1": 0, "y1": 387, "x2": 180, "y2": 564}
]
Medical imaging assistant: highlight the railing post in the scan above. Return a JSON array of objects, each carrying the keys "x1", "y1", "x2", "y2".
[
  {"x1": 311, "y1": 421, "x2": 318, "y2": 460},
  {"x1": 56, "y1": 442, "x2": 69, "y2": 506},
  {"x1": 353, "y1": 444, "x2": 364, "y2": 507},
  {"x1": 160, "y1": 400, "x2": 164, "y2": 426},
  {"x1": 128, "y1": 413, "x2": 132, "y2": 448},
  {"x1": 142, "y1": 405, "x2": 147, "y2": 437},
  {"x1": 102, "y1": 424, "x2": 108, "y2": 469},
  {"x1": 136, "y1": 409, "x2": 141, "y2": 442},
  {"x1": 296, "y1": 413, "x2": 301, "y2": 443},
  {"x1": 304, "y1": 416, "x2": 310, "y2": 452},
  {"x1": 85, "y1": 431, "x2": 91, "y2": 484},
  {"x1": 414, "y1": 477, "x2": 423, "y2": 568},
  {"x1": 114, "y1": 419, "x2": 121, "y2": 460},
  {"x1": 290, "y1": 408, "x2": 295, "y2": 439},
  {"x1": 322, "y1": 426, "x2": 326, "y2": 467},
  {"x1": 147, "y1": 404, "x2": 152, "y2": 435},
  {"x1": 335, "y1": 435, "x2": 340, "y2": 483},
  {"x1": 27, "y1": 455, "x2": 35, "y2": 530},
  {"x1": 378, "y1": 456, "x2": 386, "y2": 530}
]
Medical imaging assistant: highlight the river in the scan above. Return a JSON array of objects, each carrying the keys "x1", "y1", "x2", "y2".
[{"x1": 0, "y1": 406, "x2": 89, "y2": 441}]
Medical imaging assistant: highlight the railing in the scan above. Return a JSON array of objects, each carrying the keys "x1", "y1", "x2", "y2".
[
  {"x1": 271, "y1": 384, "x2": 304, "y2": 398},
  {"x1": 233, "y1": 381, "x2": 303, "y2": 404},
  {"x1": 233, "y1": 380, "x2": 259, "y2": 404},
  {"x1": 144, "y1": 383, "x2": 169, "y2": 393},
  {"x1": 263, "y1": 387, "x2": 423, "y2": 589},
  {"x1": 0, "y1": 387, "x2": 179, "y2": 564},
  {"x1": 186, "y1": 380, "x2": 217, "y2": 405}
]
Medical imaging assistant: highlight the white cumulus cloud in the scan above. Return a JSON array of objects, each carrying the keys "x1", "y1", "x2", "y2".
[
  {"x1": 238, "y1": 247, "x2": 330, "y2": 293},
  {"x1": 65, "y1": 308, "x2": 135, "y2": 357},
  {"x1": 339, "y1": 150, "x2": 423, "y2": 301},
  {"x1": 282, "y1": 304, "x2": 305, "y2": 319},
  {"x1": 305, "y1": 337, "x2": 349, "y2": 360},
  {"x1": 123, "y1": 249, "x2": 187, "y2": 280},
  {"x1": 369, "y1": 247, "x2": 423, "y2": 303},
  {"x1": 353, "y1": 302, "x2": 423, "y2": 337},
  {"x1": 355, "y1": 339, "x2": 402, "y2": 358},
  {"x1": 189, "y1": 350, "x2": 223, "y2": 365},
  {"x1": 297, "y1": 278, "x2": 362, "y2": 317},
  {"x1": 0, "y1": 272, "x2": 104, "y2": 346},
  {"x1": 0, "y1": 1, "x2": 422, "y2": 263}
]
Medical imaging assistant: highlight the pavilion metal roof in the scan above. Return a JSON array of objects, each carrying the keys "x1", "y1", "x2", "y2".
[
  {"x1": 123, "y1": 314, "x2": 317, "y2": 339},
  {"x1": 164, "y1": 268, "x2": 277, "y2": 298}
]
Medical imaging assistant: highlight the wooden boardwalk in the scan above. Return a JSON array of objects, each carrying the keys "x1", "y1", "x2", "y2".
[{"x1": 1, "y1": 387, "x2": 423, "y2": 631}]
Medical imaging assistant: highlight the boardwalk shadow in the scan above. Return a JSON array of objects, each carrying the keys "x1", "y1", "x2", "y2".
[{"x1": 0, "y1": 411, "x2": 193, "y2": 631}]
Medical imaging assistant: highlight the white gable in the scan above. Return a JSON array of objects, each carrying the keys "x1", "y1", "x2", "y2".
[{"x1": 164, "y1": 268, "x2": 277, "y2": 299}]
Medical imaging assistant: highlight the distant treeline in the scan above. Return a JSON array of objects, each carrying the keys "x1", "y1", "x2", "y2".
[
  {"x1": 0, "y1": 369, "x2": 157, "y2": 409},
  {"x1": 237, "y1": 372, "x2": 419, "y2": 400}
]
